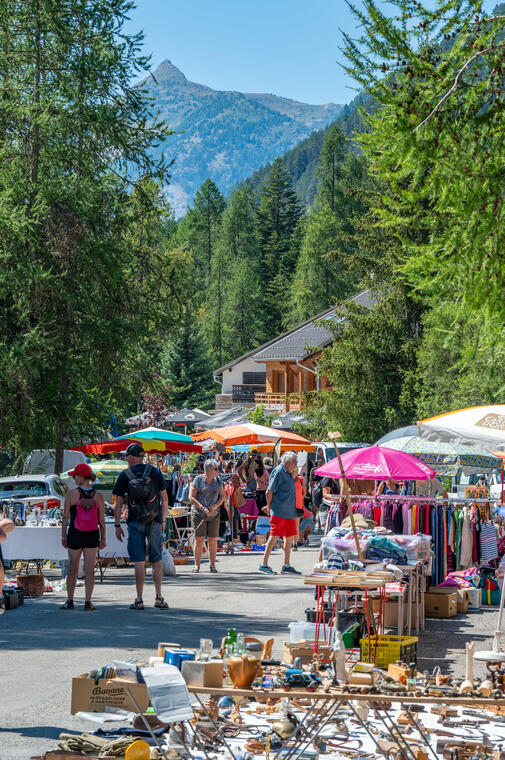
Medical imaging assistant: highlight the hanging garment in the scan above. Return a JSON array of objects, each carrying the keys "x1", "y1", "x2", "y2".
[
  {"x1": 454, "y1": 509, "x2": 463, "y2": 570},
  {"x1": 480, "y1": 521, "x2": 499, "y2": 562},
  {"x1": 460, "y1": 507, "x2": 474, "y2": 569}
]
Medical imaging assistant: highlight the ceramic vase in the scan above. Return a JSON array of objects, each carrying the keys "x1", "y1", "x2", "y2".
[{"x1": 227, "y1": 653, "x2": 259, "y2": 689}]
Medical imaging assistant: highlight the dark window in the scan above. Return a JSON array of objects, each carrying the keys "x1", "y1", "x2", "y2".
[
  {"x1": 0, "y1": 481, "x2": 49, "y2": 496},
  {"x1": 242, "y1": 372, "x2": 266, "y2": 386}
]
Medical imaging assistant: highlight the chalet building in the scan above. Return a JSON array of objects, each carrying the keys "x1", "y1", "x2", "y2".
[{"x1": 213, "y1": 289, "x2": 375, "y2": 413}]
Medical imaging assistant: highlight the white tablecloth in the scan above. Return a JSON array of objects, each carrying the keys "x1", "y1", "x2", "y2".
[{"x1": 2, "y1": 524, "x2": 129, "y2": 561}]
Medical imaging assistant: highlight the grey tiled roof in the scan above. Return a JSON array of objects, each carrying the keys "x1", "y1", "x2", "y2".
[
  {"x1": 253, "y1": 289, "x2": 376, "y2": 362},
  {"x1": 213, "y1": 289, "x2": 376, "y2": 375}
]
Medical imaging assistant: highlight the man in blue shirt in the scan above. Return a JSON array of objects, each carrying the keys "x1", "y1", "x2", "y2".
[{"x1": 259, "y1": 451, "x2": 301, "y2": 575}]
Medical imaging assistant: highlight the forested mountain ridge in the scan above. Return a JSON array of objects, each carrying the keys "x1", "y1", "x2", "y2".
[
  {"x1": 245, "y1": 92, "x2": 372, "y2": 205},
  {"x1": 140, "y1": 60, "x2": 343, "y2": 215}
]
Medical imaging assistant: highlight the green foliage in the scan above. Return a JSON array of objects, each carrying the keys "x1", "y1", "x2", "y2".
[
  {"x1": 184, "y1": 179, "x2": 225, "y2": 284},
  {"x1": 245, "y1": 404, "x2": 274, "y2": 426},
  {"x1": 246, "y1": 93, "x2": 372, "y2": 205},
  {"x1": 413, "y1": 303, "x2": 505, "y2": 419},
  {"x1": 0, "y1": 0, "x2": 175, "y2": 470},
  {"x1": 341, "y1": 0, "x2": 505, "y2": 322},
  {"x1": 256, "y1": 158, "x2": 303, "y2": 333},
  {"x1": 307, "y1": 289, "x2": 421, "y2": 442},
  {"x1": 159, "y1": 304, "x2": 215, "y2": 409},
  {"x1": 289, "y1": 131, "x2": 371, "y2": 323},
  {"x1": 219, "y1": 186, "x2": 265, "y2": 358}
]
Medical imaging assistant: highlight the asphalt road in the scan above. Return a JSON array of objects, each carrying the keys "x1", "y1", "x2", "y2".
[{"x1": 0, "y1": 544, "x2": 501, "y2": 760}]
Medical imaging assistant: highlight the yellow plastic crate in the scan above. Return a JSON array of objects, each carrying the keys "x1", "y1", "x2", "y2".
[{"x1": 360, "y1": 634, "x2": 418, "y2": 668}]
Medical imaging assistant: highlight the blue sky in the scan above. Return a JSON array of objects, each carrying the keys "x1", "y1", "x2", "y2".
[{"x1": 127, "y1": 1, "x2": 496, "y2": 106}]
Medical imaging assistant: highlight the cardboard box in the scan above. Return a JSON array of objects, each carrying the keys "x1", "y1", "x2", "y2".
[
  {"x1": 255, "y1": 533, "x2": 267, "y2": 545},
  {"x1": 427, "y1": 586, "x2": 469, "y2": 614},
  {"x1": 424, "y1": 591, "x2": 457, "y2": 618},
  {"x1": 372, "y1": 599, "x2": 424, "y2": 630},
  {"x1": 384, "y1": 600, "x2": 424, "y2": 630},
  {"x1": 282, "y1": 641, "x2": 332, "y2": 665},
  {"x1": 181, "y1": 659, "x2": 224, "y2": 688},
  {"x1": 71, "y1": 674, "x2": 150, "y2": 714}
]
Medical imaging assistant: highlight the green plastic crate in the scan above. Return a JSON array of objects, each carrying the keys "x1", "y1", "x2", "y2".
[{"x1": 342, "y1": 622, "x2": 360, "y2": 648}]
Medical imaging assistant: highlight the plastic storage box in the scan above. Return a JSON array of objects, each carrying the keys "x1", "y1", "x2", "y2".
[{"x1": 289, "y1": 621, "x2": 335, "y2": 646}]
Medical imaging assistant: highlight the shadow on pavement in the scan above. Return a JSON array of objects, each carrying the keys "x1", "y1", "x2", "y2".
[
  {"x1": 0, "y1": 726, "x2": 81, "y2": 739},
  {"x1": 0, "y1": 601, "x2": 297, "y2": 652}
]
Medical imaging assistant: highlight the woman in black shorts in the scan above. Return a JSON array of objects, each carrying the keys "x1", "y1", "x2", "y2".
[{"x1": 61, "y1": 463, "x2": 106, "y2": 610}]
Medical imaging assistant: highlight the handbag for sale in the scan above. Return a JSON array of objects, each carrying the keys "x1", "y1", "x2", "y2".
[
  {"x1": 480, "y1": 569, "x2": 501, "y2": 604},
  {"x1": 234, "y1": 485, "x2": 246, "y2": 509}
]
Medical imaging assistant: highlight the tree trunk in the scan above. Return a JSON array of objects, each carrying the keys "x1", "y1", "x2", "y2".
[{"x1": 54, "y1": 421, "x2": 65, "y2": 475}]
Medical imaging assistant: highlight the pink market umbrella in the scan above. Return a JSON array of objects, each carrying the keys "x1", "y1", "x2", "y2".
[{"x1": 315, "y1": 445, "x2": 436, "y2": 481}]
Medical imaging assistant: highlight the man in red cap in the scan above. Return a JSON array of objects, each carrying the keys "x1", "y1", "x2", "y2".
[
  {"x1": 61, "y1": 463, "x2": 106, "y2": 610},
  {"x1": 112, "y1": 443, "x2": 169, "y2": 610}
]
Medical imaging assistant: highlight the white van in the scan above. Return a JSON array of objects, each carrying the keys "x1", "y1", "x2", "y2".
[
  {"x1": 24, "y1": 449, "x2": 87, "y2": 476},
  {"x1": 298, "y1": 441, "x2": 370, "y2": 479}
]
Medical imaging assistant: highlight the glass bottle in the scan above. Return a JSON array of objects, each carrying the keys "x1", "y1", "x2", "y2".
[
  {"x1": 235, "y1": 632, "x2": 245, "y2": 655},
  {"x1": 225, "y1": 628, "x2": 237, "y2": 648}
]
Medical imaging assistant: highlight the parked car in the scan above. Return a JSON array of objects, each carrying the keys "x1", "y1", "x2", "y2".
[
  {"x1": 0, "y1": 474, "x2": 68, "y2": 507},
  {"x1": 24, "y1": 449, "x2": 87, "y2": 476}
]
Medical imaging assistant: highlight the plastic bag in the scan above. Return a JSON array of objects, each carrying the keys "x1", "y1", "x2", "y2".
[
  {"x1": 162, "y1": 548, "x2": 176, "y2": 576},
  {"x1": 321, "y1": 534, "x2": 370, "y2": 561},
  {"x1": 393, "y1": 534, "x2": 432, "y2": 561}
]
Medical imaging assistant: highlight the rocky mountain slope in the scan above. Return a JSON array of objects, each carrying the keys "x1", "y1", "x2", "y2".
[{"x1": 141, "y1": 60, "x2": 343, "y2": 215}]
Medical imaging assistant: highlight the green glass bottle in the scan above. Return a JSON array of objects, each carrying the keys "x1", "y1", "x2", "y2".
[{"x1": 225, "y1": 628, "x2": 237, "y2": 648}]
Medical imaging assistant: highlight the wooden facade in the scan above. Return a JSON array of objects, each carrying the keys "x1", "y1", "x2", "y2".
[{"x1": 254, "y1": 354, "x2": 330, "y2": 412}]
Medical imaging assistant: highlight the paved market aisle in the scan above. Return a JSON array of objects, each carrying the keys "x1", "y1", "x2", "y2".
[{"x1": 0, "y1": 545, "x2": 501, "y2": 760}]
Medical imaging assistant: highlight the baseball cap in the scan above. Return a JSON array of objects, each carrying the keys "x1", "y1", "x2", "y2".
[
  {"x1": 68, "y1": 463, "x2": 94, "y2": 479},
  {"x1": 125, "y1": 442, "x2": 145, "y2": 457}
]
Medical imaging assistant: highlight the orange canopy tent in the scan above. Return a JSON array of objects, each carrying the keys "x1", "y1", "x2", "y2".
[{"x1": 191, "y1": 422, "x2": 312, "y2": 449}]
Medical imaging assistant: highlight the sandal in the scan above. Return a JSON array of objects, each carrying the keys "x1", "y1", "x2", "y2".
[
  {"x1": 130, "y1": 598, "x2": 144, "y2": 610},
  {"x1": 210, "y1": 566, "x2": 218, "y2": 573},
  {"x1": 192, "y1": 567, "x2": 200, "y2": 573},
  {"x1": 84, "y1": 601, "x2": 96, "y2": 610},
  {"x1": 154, "y1": 596, "x2": 169, "y2": 609},
  {"x1": 60, "y1": 599, "x2": 74, "y2": 610}
]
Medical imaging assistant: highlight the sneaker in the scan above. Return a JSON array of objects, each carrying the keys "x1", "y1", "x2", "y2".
[
  {"x1": 281, "y1": 565, "x2": 302, "y2": 575},
  {"x1": 292, "y1": 543, "x2": 298, "y2": 551},
  {"x1": 259, "y1": 564, "x2": 277, "y2": 575}
]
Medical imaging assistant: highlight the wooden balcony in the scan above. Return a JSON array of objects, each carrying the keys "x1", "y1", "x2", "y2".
[{"x1": 254, "y1": 393, "x2": 302, "y2": 413}]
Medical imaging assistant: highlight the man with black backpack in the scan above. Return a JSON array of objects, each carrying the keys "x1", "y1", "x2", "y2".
[{"x1": 112, "y1": 443, "x2": 169, "y2": 610}]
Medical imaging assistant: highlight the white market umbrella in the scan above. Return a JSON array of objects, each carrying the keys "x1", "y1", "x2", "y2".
[
  {"x1": 418, "y1": 405, "x2": 505, "y2": 659},
  {"x1": 418, "y1": 405, "x2": 505, "y2": 452}
]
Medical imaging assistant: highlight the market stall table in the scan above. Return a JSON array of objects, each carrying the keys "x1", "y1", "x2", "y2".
[
  {"x1": 186, "y1": 684, "x2": 505, "y2": 760},
  {"x1": 2, "y1": 523, "x2": 129, "y2": 579}
]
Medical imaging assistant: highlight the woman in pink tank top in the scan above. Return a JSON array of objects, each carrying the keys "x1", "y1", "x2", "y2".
[{"x1": 61, "y1": 463, "x2": 105, "y2": 610}]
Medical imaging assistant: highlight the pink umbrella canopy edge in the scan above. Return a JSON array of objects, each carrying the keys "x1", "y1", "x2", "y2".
[{"x1": 314, "y1": 445, "x2": 436, "y2": 481}]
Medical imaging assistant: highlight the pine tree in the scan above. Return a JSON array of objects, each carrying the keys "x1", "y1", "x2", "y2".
[
  {"x1": 288, "y1": 138, "x2": 368, "y2": 323},
  {"x1": 317, "y1": 124, "x2": 346, "y2": 211},
  {"x1": 220, "y1": 186, "x2": 265, "y2": 358},
  {"x1": 160, "y1": 307, "x2": 214, "y2": 409},
  {"x1": 184, "y1": 178, "x2": 226, "y2": 287},
  {"x1": 0, "y1": 0, "x2": 174, "y2": 471},
  {"x1": 341, "y1": 0, "x2": 505, "y2": 322},
  {"x1": 256, "y1": 158, "x2": 302, "y2": 334}
]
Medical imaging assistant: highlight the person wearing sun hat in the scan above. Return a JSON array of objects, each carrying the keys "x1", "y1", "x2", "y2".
[{"x1": 60, "y1": 463, "x2": 106, "y2": 610}]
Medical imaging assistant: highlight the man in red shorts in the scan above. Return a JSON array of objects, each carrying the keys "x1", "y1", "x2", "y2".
[{"x1": 259, "y1": 451, "x2": 301, "y2": 575}]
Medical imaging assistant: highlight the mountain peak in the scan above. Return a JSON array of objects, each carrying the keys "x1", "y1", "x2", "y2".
[{"x1": 152, "y1": 59, "x2": 187, "y2": 84}]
